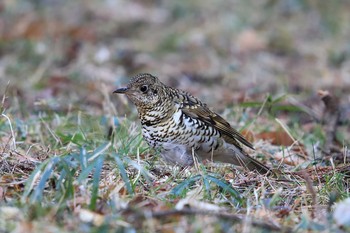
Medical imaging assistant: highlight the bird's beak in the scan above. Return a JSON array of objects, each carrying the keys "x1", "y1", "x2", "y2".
[{"x1": 113, "y1": 87, "x2": 129, "y2": 94}]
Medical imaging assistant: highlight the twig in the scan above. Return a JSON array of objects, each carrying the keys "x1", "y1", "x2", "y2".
[
  {"x1": 287, "y1": 96, "x2": 321, "y2": 122},
  {"x1": 131, "y1": 208, "x2": 292, "y2": 232},
  {"x1": 1, "y1": 114, "x2": 16, "y2": 150},
  {"x1": 1, "y1": 80, "x2": 10, "y2": 114},
  {"x1": 318, "y1": 90, "x2": 341, "y2": 155},
  {"x1": 299, "y1": 171, "x2": 317, "y2": 218},
  {"x1": 275, "y1": 118, "x2": 307, "y2": 159}
]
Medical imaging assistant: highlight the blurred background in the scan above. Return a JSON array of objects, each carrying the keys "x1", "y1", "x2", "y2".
[
  {"x1": 1, "y1": 2, "x2": 350, "y2": 231},
  {"x1": 0, "y1": 0, "x2": 349, "y2": 114}
]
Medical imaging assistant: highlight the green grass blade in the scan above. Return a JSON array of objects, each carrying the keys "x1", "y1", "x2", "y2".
[
  {"x1": 89, "y1": 155, "x2": 104, "y2": 210},
  {"x1": 77, "y1": 143, "x2": 110, "y2": 183},
  {"x1": 202, "y1": 175, "x2": 212, "y2": 199},
  {"x1": 127, "y1": 158, "x2": 152, "y2": 184},
  {"x1": 170, "y1": 175, "x2": 202, "y2": 197},
  {"x1": 79, "y1": 147, "x2": 88, "y2": 170},
  {"x1": 88, "y1": 142, "x2": 111, "y2": 162},
  {"x1": 205, "y1": 175, "x2": 242, "y2": 204},
  {"x1": 22, "y1": 160, "x2": 49, "y2": 202},
  {"x1": 270, "y1": 94, "x2": 287, "y2": 104},
  {"x1": 55, "y1": 158, "x2": 75, "y2": 200},
  {"x1": 31, "y1": 157, "x2": 60, "y2": 203},
  {"x1": 113, "y1": 153, "x2": 134, "y2": 195},
  {"x1": 77, "y1": 158, "x2": 100, "y2": 183}
]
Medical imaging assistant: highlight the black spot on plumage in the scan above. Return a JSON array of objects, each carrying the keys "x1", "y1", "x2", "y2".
[
  {"x1": 179, "y1": 113, "x2": 184, "y2": 125},
  {"x1": 214, "y1": 142, "x2": 219, "y2": 150}
]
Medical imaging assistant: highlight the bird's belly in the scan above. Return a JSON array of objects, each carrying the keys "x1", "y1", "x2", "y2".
[{"x1": 141, "y1": 113, "x2": 221, "y2": 153}]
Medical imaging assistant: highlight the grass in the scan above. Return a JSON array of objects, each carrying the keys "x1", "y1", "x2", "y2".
[{"x1": 1, "y1": 94, "x2": 349, "y2": 232}]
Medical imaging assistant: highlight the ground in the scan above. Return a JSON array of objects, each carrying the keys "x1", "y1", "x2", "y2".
[{"x1": 0, "y1": 0, "x2": 350, "y2": 232}]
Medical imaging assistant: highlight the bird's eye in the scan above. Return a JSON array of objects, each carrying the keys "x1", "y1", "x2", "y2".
[{"x1": 140, "y1": 85, "x2": 148, "y2": 93}]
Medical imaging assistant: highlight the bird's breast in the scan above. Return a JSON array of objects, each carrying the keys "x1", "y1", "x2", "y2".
[{"x1": 141, "y1": 109, "x2": 222, "y2": 153}]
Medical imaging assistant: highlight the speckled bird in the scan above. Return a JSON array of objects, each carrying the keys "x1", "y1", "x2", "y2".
[{"x1": 113, "y1": 73, "x2": 271, "y2": 174}]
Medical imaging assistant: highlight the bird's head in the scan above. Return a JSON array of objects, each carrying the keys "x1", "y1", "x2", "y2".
[{"x1": 113, "y1": 73, "x2": 164, "y2": 109}]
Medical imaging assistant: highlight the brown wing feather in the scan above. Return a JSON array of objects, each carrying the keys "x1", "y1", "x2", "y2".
[
  {"x1": 172, "y1": 91, "x2": 271, "y2": 174},
  {"x1": 179, "y1": 100, "x2": 254, "y2": 150}
]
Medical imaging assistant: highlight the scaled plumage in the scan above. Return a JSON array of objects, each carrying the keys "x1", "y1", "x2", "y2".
[{"x1": 114, "y1": 73, "x2": 271, "y2": 174}]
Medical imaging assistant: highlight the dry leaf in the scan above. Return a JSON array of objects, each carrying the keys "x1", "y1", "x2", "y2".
[
  {"x1": 175, "y1": 199, "x2": 223, "y2": 212},
  {"x1": 78, "y1": 209, "x2": 105, "y2": 226},
  {"x1": 256, "y1": 131, "x2": 295, "y2": 146},
  {"x1": 242, "y1": 129, "x2": 295, "y2": 146}
]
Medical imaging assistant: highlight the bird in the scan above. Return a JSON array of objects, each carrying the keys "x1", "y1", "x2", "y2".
[{"x1": 113, "y1": 73, "x2": 271, "y2": 174}]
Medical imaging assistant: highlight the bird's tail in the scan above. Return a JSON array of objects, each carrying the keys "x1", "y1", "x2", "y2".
[
  {"x1": 241, "y1": 153, "x2": 271, "y2": 174},
  {"x1": 228, "y1": 145, "x2": 272, "y2": 174}
]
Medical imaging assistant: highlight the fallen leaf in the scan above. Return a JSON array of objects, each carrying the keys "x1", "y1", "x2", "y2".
[
  {"x1": 242, "y1": 129, "x2": 295, "y2": 146},
  {"x1": 256, "y1": 131, "x2": 295, "y2": 146},
  {"x1": 175, "y1": 199, "x2": 223, "y2": 212},
  {"x1": 78, "y1": 209, "x2": 105, "y2": 226}
]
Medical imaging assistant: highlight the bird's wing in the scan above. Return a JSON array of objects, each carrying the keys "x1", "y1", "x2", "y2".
[{"x1": 177, "y1": 96, "x2": 254, "y2": 150}]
